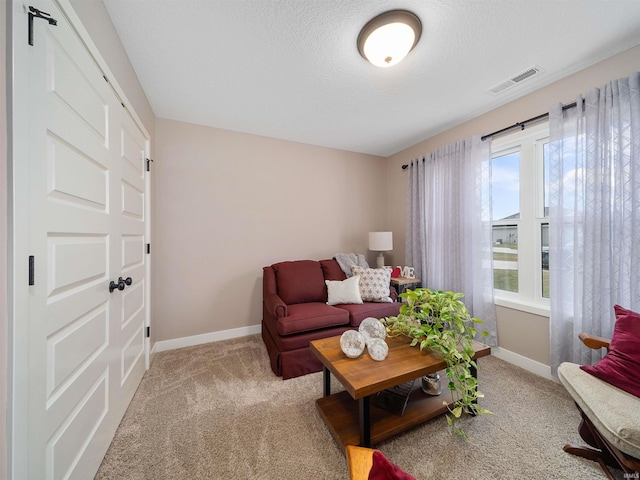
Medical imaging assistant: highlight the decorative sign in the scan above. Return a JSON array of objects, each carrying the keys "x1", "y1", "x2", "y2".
[
  {"x1": 390, "y1": 267, "x2": 401, "y2": 278},
  {"x1": 397, "y1": 266, "x2": 415, "y2": 278}
]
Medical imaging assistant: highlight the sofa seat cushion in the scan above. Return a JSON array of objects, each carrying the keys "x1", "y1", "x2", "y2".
[
  {"x1": 277, "y1": 302, "x2": 349, "y2": 336},
  {"x1": 263, "y1": 319, "x2": 350, "y2": 353},
  {"x1": 336, "y1": 302, "x2": 401, "y2": 328},
  {"x1": 558, "y1": 361, "x2": 640, "y2": 459},
  {"x1": 273, "y1": 260, "x2": 326, "y2": 305}
]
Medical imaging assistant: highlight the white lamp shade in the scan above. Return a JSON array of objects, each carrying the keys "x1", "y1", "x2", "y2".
[{"x1": 368, "y1": 231, "x2": 393, "y2": 251}]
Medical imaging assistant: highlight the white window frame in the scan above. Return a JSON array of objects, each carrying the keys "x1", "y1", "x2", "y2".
[{"x1": 491, "y1": 122, "x2": 550, "y2": 316}]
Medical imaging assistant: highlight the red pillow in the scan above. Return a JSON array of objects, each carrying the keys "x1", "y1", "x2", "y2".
[
  {"x1": 368, "y1": 451, "x2": 416, "y2": 480},
  {"x1": 580, "y1": 305, "x2": 640, "y2": 397}
]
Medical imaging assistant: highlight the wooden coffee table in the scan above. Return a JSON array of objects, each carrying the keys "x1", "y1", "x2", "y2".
[{"x1": 310, "y1": 335, "x2": 491, "y2": 449}]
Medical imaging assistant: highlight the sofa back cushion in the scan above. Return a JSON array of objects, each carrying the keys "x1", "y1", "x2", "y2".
[
  {"x1": 320, "y1": 259, "x2": 347, "y2": 281},
  {"x1": 272, "y1": 260, "x2": 326, "y2": 304}
]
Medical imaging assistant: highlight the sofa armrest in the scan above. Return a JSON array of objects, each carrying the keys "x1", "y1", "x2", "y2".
[
  {"x1": 579, "y1": 332, "x2": 611, "y2": 351},
  {"x1": 264, "y1": 293, "x2": 287, "y2": 319}
]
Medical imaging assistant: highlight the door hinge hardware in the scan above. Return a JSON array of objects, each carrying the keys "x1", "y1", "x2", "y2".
[
  {"x1": 146, "y1": 243, "x2": 151, "y2": 254},
  {"x1": 28, "y1": 256, "x2": 35, "y2": 286},
  {"x1": 28, "y1": 6, "x2": 57, "y2": 46},
  {"x1": 103, "y1": 75, "x2": 108, "y2": 83},
  {"x1": 146, "y1": 158, "x2": 154, "y2": 172},
  {"x1": 146, "y1": 326, "x2": 150, "y2": 338}
]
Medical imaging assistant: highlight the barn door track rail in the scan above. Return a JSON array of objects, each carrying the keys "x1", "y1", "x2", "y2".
[{"x1": 28, "y1": 6, "x2": 57, "y2": 46}]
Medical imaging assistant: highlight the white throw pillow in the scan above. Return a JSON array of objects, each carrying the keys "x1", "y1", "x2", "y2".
[
  {"x1": 351, "y1": 266, "x2": 393, "y2": 303},
  {"x1": 325, "y1": 275, "x2": 363, "y2": 306}
]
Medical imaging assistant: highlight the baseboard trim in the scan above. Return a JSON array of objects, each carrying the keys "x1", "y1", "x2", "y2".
[
  {"x1": 152, "y1": 324, "x2": 262, "y2": 353},
  {"x1": 150, "y1": 329, "x2": 557, "y2": 382},
  {"x1": 491, "y1": 346, "x2": 555, "y2": 381}
]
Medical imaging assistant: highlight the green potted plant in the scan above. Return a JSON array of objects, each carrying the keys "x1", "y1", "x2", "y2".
[{"x1": 382, "y1": 288, "x2": 491, "y2": 438}]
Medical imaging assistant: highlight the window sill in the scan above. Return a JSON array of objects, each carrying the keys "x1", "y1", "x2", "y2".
[{"x1": 494, "y1": 297, "x2": 550, "y2": 318}]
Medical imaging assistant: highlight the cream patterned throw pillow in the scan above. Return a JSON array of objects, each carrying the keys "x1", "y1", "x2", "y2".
[{"x1": 351, "y1": 266, "x2": 393, "y2": 303}]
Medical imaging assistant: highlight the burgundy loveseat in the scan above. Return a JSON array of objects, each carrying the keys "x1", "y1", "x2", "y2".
[{"x1": 261, "y1": 259, "x2": 401, "y2": 379}]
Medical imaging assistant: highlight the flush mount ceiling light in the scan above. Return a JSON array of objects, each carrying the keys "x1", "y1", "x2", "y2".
[{"x1": 357, "y1": 10, "x2": 422, "y2": 68}]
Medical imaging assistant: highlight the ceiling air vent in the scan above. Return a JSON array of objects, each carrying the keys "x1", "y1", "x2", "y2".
[{"x1": 487, "y1": 65, "x2": 544, "y2": 95}]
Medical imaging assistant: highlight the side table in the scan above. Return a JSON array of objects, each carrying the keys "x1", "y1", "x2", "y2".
[{"x1": 390, "y1": 277, "x2": 421, "y2": 300}]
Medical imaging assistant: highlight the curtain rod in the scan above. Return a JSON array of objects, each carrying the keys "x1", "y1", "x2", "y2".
[
  {"x1": 400, "y1": 101, "x2": 578, "y2": 170},
  {"x1": 479, "y1": 101, "x2": 578, "y2": 141}
]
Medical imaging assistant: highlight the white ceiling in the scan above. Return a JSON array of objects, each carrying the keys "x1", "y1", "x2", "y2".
[{"x1": 103, "y1": 0, "x2": 640, "y2": 157}]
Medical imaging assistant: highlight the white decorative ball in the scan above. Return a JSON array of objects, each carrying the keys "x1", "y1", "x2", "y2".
[
  {"x1": 340, "y1": 330, "x2": 366, "y2": 358},
  {"x1": 367, "y1": 338, "x2": 389, "y2": 361},
  {"x1": 358, "y1": 317, "x2": 387, "y2": 346}
]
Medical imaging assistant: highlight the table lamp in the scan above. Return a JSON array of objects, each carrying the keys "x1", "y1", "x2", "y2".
[{"x1": 368, "y1": 231, "x2": 393, "y2": 268}]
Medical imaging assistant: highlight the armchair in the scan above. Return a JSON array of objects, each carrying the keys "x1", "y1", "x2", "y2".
[{"x1": 558, "y1": 332, "x2": 640, "y2": 478}]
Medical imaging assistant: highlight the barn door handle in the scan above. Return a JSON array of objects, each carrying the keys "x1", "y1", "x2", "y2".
[{"x1": 109, "y1": 279, "x2": 125, "y2": 293}]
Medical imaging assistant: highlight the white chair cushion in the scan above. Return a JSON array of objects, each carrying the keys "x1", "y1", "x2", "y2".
[{"x1": 558, "y1": 362, "x2": 640, "y2": 459}]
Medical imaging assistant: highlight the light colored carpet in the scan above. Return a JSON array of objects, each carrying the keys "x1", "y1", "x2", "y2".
[{"x1": 95, "y1": 334, "x2": 612, "y2": 479}]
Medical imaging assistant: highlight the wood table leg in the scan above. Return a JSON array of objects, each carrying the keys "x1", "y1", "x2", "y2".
[
  {"x1": 323, "y1": 366, "x2": 331, "y2": 397},
  {"x1": 359, "y1": 396, "x2": 371, "y2": 447}
]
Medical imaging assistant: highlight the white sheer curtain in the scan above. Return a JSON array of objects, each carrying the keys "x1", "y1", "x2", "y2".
[
  {"x1": 549, "y1": 72, "x2": 640, "y2": 373},
  {"x1": 406, "y1": 136, "x2": 497, "y2": 346}
]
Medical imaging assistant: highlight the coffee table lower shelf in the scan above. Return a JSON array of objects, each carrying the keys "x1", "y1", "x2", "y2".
[{"x1": 316, "y1": 379, "x2": 451, "y2": 450}]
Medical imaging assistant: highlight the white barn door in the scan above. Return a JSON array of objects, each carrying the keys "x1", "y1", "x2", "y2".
[{"x1": 11, "y1": 1, "x2": 150, "y2": 478}]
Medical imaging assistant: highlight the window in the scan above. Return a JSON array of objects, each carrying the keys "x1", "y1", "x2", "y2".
[
  {"x1": 490, "y1": 123, "x2": 549, "y2": 309},
  {"x1": 491, "y1": 149, "x2": 520, "y2": 293}
]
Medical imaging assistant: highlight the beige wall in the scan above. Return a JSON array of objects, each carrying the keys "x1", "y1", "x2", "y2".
[
  {"x1": 2, "y1": 1, "x2": 8, "y2": 476},
  {"x1": 385, "y1": 43, "x2": 640, "y2": 366},
  {"x1": 495, "y1": 306, "x2": 549, "y2": 365},
  {"x1": 154, "y1": 118, "x2": 390, "y2": 341}
]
